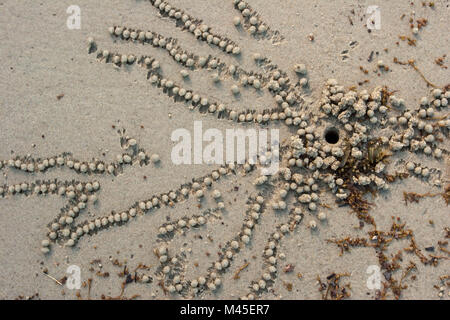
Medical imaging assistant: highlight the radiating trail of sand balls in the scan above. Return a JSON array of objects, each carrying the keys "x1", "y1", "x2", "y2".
[
  {"x1": 97, "y1": 49, "x2": 243, "y2": 120},
  {"x1": 240, "y1": 207, "x2": 303, "y2": 300},
  {"x1": 231, "y1": 0, "x2": 284, "y2": 44},
  {"x1": 145, "y1": 0, "x2": 241, "y2": 56},
  {"x1": 107, "y1": 26, "x2": 267, "y2": 81},
  {"x1": 107, "y1": 24, "x2": 290, "y2": 90},
  {"x1": 156, "y1": 207, "x2": 221, "y2": 241},
  {"x1": 0, "y1": 179, "x2": 99, "y2": 203},
  {"x1": 95, "y1": 0, "x2": 308, "y2": 122},
  {"x1": 102, "y1": 25, "x2": 304, "y2": 118},
  {"x1": 50, "y1": 163, "x2": 260, "y2": 252},
  {"x1": 0, "y1": 135, "x2": 154, "y2": 176},
  {"x1": 94, "y1": 48, "x2": 308, "y2": 125},
  {"x1": 143, "y1": 0, "x2": 300, "y2": 107},
  {"x1": 153, "y1": 191, "x2": 272, "y2": 296},
  {"x1": 42, "y1": 181, "x2": 101, "y2": 252},
  {"x1": 0, "y1": 133, "x2": 159, "y2": 253},
  {"x1": 0, "y1": 179, "x2": 101, "y2": 253},
  {"x1": 153, "y1": 207, "x2": 223, "y2": 295}
]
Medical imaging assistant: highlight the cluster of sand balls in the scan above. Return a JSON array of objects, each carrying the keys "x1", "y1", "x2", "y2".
[
  {"x1": 246, "y1": 84, "x2": 447, "y2": 298},
  {"x1": 238, "y1": 86, "x2": 447, "y2": 299},
  {"x1": 0, "y1": 136, "x2": 158, "y2": 176},
  {"x1": 265, "y1": 68, "x2": 303, "y2": 111},
  {"x1": 252, "y1": 80, "x2": 449, "y2": 229},
  {"x1": 385, "y1": 90, "x2": 448, "y2": 158},
  {"x1": 231, "y1": 0, "x2": 286, "y2": 44},
  {"x1": 320, "y1": 81, "x2": 445, "y2": 173},
  {"x1": 233, "y1": 0, "x2": 267, "y2": 35},
  {"x1": 149, "y1": 0, "x2": 241, "y2": 55}
]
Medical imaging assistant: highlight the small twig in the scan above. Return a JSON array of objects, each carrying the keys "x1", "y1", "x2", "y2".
[
  {"x1": 393, "y1": 57, "x2": 439, "y2": 88},
  {"x1": 43, "y1": 272, "x2": 63, "y2": 286},
  {"x1": 233, "y1": 262, "x2": 250, "y2": 280},
  {"x1": 409, "y1": 60, "x2": 438, "y2": 88}
]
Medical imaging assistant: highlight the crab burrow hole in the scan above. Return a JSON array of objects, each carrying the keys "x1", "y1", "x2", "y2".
[{"x1": 324, "y1": 127, "x2": 340, "y2": 144}]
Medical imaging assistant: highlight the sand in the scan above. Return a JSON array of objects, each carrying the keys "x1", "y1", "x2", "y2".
[{"x1": 0, "y1": 0, "x2": 448, "y2": 300}]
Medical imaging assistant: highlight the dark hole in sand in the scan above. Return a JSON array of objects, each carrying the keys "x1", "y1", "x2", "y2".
[{"x1": 325, "y1": 127, "x2": 339, "y2": 144}]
